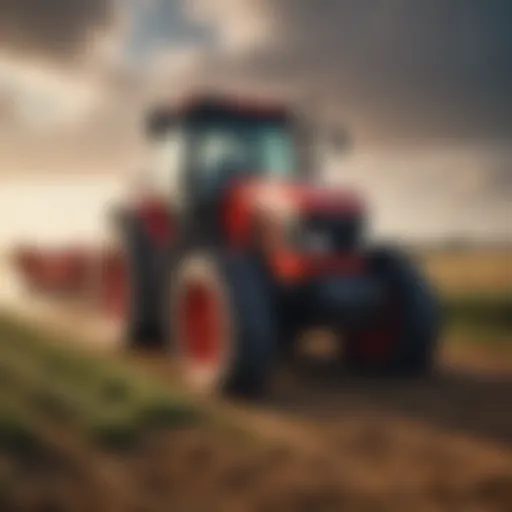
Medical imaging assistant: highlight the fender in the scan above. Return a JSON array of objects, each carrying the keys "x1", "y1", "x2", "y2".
[{"x1": 118, "y1": 195, "x2": 175, "y2": 248}]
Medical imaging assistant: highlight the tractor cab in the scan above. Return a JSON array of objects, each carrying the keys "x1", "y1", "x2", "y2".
[
  {"x1": 114, "y1": 94, "x2": 440, "y2": 395},
  {"x1": 144, "y1": 95, "x2": 306, "y2": 214},
  {"x1": 142, "y1": 94, "x2": 360, "y2": 248}
]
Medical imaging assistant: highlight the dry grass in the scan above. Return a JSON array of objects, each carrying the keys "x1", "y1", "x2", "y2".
[
  {"x1": 417, "y1": 249, "x2": 512, "y2": 346},
  {"x1": 419, "y1": 249, "x2": 512, "y2": 297}
]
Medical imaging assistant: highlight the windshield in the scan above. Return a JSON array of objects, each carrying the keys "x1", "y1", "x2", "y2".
[{"x1": 192, "y1": 115, "x2": 299, "y2": 181}]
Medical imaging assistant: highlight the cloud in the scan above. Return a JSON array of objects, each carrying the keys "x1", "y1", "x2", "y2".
[
  {"x1": 327, "y1": 145, "x2": 512, "y2": 241},
  {"x1": 0, "y1": 57, "x2": 106, "y2": 130},
  {"x1": 0, "y1": 0, "x2": 117, "y2": 66},
  {"x1": 186, "y1": 0, "x2": 278, "y2": 55},
  {"x1": 180, "y1": 0, "x2": 512, "y2": 143},
  {"x1": 0, "y1": 0, "x2": 509, "y2": 241},
  {"x1": 0, "y1": 0, "x2": 129, "y2": 131},
  {"x1": 2, "y1": 0, "x2": 511, "y2": 140}
]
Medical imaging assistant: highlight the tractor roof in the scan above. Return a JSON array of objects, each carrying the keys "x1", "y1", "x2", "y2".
[{"x1": 146, "y1": 92, "x2": 290, "y2": 135}]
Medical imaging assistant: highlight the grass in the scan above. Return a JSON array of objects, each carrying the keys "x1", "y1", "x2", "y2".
[
  {"x1": 0, "y1": 314, "x2": 200, "y2": 453},
  {"x1": 420, "y1": 249, "x2": 512, "y2": 350},
  {"x1": 420, "y1": 248, "x2": 512, "y2": 296},
  {"x1": 444, "y1": 294, "x2": 511, "y2": 352},
  {"x1": 0, "y1": 398, "x2": 44, "y2": 459},
  {"x1": 443, "y1": 293, "x2": 512, "y2": 334}
]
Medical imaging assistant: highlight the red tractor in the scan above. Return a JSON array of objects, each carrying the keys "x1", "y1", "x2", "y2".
[
  {"x1": 108, "y1": 93, "x2": 441, "y2": 395},
  {"x1": 16, "y1": 93, "x2": 441, "y2": 396}
]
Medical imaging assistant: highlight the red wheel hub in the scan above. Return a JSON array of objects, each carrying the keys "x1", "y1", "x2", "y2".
[
  {"x1": 357, "y1": 299, "x2": 402, "y2": 360},
  {"x1": 181, "y1": 282, "x2": 223, "y2": 367}
]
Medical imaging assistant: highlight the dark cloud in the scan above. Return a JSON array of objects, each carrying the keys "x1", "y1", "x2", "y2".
[
  {"x1": 3, "y1": 0, "x2": 511, "y2": 142},
  {"x1": 0, "y1": 0, "x2": 115, "y2": 64},
  {"x1": 0, "y1": 0, "x2": 508, "y2": 240},
  {"x1": 211, "y1": 0, "x2": 512, "y2": 143}
]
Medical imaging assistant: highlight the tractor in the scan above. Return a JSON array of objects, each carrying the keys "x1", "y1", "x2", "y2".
[
  {"x1": 107, "y1": 93, "x2": 441, "y2": 396},
  {"x1": 12, "y1": 93, "x2": 440, "y2": 395}
]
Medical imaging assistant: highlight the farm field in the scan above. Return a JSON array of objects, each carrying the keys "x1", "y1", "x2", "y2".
[
  {"x1": 420, "y1": 249, "x2": 512, "y2": 297},
  {"x1": 1, "y1": 313, "x2": 512, "y2": 512},
  {"x1": 0, "y1": 248, "x2": 511, "y2": 511},
  {"x1": 420, "y1": 249, "x2": 511, "y2": 350}
]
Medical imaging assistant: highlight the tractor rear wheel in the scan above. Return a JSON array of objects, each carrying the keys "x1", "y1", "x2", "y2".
[
  {"x1": 344, "y1": 247, "x2": 441, "y2": 377},
  {"x1": 117, "y1": 215, "x2": 166, "y2": 349},
  {"x1": 170, "y1": 251, "x2": 277, "y2": 397}
]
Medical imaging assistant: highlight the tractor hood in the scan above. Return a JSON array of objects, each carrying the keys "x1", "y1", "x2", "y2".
[
  {"x1": 223, "y1": 178, "x2": 365, "y2": 248},
  {"x1": 232, "y1": 178, "x2": 364, "y2": 218},
  {"x1": 274, "y1": 181, "x2": 362, "y2": 216}
]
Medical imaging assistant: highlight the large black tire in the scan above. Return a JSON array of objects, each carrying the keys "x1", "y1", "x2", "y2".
[
  {"x1": 118, "y1": 215, "x2": 166, "y2": 349},
  {"x1": 170, "y1": 250, "x2": 277, "y2": 397},
  {"x1": 344, "y1": 246, "x2": 442, "y2": 377}
]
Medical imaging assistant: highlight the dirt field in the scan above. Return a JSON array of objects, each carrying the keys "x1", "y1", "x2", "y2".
[
  {"x1": 1, "y1": 249, "x2": 511, "y2": 511},
  {"x1": 2, "y1": 309, "x2": 512, "y2": 512}
]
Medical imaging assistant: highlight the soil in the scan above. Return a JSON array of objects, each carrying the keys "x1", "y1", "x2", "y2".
[
  {"x1": 3, "y1": 412, "x2": 512, "y2": 512},
  {"x1": 1, "y1": 301, "x2": 512, "y2": 511}
]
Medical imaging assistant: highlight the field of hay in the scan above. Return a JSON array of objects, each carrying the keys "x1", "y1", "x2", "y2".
[
  {"x1": 420, "y1": 248, "x2": 512, "y2": 296},
  {"x1": 417, "y1": 249, "x2": 512, "y2": 345}
]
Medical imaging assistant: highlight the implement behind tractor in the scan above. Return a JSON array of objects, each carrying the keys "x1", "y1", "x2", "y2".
[{"x1": 14, "y1": 93, "x2": 441, "y2": 396}]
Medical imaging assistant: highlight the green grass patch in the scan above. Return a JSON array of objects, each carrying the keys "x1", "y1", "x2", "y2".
[
  {"x1": 0, "y1": 397, "x2": 44, "y2": 459},
  {"x1": 0, "y1": 314, "x2": 201, "y2": 451},
  {"x1": 443, "y1": 292, "x2": 512, "y2": 333},
  {"x1": 442, "y1": 292, "x2": 512, "y2": 351}
]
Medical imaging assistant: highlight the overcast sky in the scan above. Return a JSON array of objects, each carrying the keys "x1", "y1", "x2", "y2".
[{"x1": 0, "y1": 0, "x2": 510, "y2": 241}]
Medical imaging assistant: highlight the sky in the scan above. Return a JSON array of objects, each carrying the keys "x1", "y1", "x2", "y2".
[{"x1": 0, "y1": 0, "x2": 511, "y2": 242}]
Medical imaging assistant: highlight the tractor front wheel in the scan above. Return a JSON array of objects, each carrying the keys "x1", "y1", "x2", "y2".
[
  {"x1": 170, "y1": 251, "x2": 277, "y2": 397},
  {"x1": 344, "y1": 247, "x2": 441, "y2": 377},
  {"x1": 113, "y1": 213, "x2": 166, "y2": 349}
]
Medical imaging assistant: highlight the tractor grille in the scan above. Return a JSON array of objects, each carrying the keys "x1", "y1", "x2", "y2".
[{"x1": 303, "y1": 213, "x2": 362, "y2": 251}]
